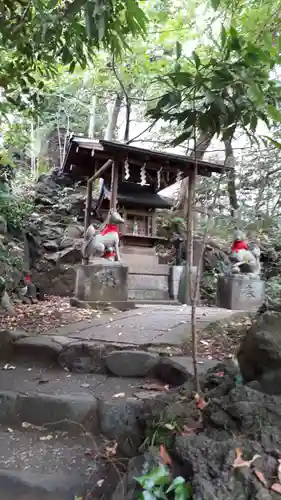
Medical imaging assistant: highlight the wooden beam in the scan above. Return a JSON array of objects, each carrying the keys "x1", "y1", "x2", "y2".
[
  {"x1": 110, "y1": 161, "x2": 119, "y2": 210},
  {"x1": 88, "y1": 158, "x2": 113, "y2": 183}
]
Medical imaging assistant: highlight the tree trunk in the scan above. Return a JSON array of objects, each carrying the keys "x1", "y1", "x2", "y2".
[
  {"x1": 224, "y1": 139, "x2": 239, "y2": 216},
  {"x1": 88, "y1": 95, "x2": 97, "y2": 139},
  {"x1": 123, "y1": 98, "x2": 131, "y2": 142},
  {"x1": 175, "y1": 131, "x2": 213, "y2": 212},
  {"x1": 104, "y1": 93, "x2": 123, "y2": 141}
]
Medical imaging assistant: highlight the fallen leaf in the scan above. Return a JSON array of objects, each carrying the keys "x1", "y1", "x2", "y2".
[
  {"x1": 105, "y1": 441, "x2": 118, "y2": 458},
  {"x1": 233, "y1": 448, "x2": 260, "y2": 468},
  {"x1": 272, "y1": 483, "x2": 281, "y2": 494},
  {"x1": 194, "y1": 393, "x2": 208, "y2": 410},
  {"x1": 159, "y1": 444, "x2": 172, "y2": 466},
  {"x1": 113, "y1": 392, "x2": 125, "y2": 398},
  {"x1": 253, "y1": 468, "x2": 268, "y2": 487},
  {"x1": 141, "y1": 383, "x2": 169, "y2": 392},
  {"x1": 39, "y1": 434, "x2": 53, "y2": 441},
  {"x1": 3, "y1": 364, "x2": 16, "y2": 370}
]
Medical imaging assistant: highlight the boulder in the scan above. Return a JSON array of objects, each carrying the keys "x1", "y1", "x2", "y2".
[
  {"x1": 105, "y1": 350, "x2": 159, "y2": 377},
  {"x1": 45, "y1": 246, "x2": 81, "y2": 265},
  {"x1": 43, "y1": 240, "x2": 59, "y2": 251},
  {"x1": 63, "y1": 224, "x2": 84, "y2": 240},
  {"x1": 238, "y1": 312, "x2": 281, "y2": 382},
  {"x1": 58, "y1": 342, "x2": 107, "y2": 374},
  {"x1": 35, "y1": 174, "x2": 60, "y2": 200},
  {"x1": 99, "y1": 399, "x2": 144, "y2": 456}
]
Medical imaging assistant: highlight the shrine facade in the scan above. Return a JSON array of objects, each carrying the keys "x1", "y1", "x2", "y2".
[{"x1": 62, "y1": 136, "x2": 226, "y2": 302}]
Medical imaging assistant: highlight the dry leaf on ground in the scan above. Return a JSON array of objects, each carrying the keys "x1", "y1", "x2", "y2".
[
  {"x1": 105, "y1": 441, "x2": 118, "y2": 458},
  {"x1": 194, "y1": 393, "x2": 208, "y2": 410},
  {"x1": 0, "y1": 296, "x2": 98, "y2": 333},
  {"x1": 159, "y1": 444, "x2": 172, "y2": 466},
  {"x1": 233, "y1": 448, "x2": 260, "y2": 468},
  {"x1": 141, "y1": 383, "x2": 169, "y2": 392},
  {"x1": 253, "y1": 468, "x2": 268, "y2": 487},
  {"x1": 271, "y1": 483, "x2": 281, "y2": 494}
]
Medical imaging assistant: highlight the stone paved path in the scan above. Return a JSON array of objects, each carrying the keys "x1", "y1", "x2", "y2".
[{"x1": 46, "y1": 304, "x2": 245, "y2": 347}]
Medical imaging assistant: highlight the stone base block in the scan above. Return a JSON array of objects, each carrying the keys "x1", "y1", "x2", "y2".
[
  {"x1": 168, "y1": 265, "x2": 184, "y2": 300},
  {"x1": 74, "y1": 261, "x2": 129, "y2": 303},
  {"x1": 70, "y1": 297, "x2": 135, "y2": 311},
  {"x1": 178, "y1": 266, "x2": 199, "y2": 305},
  {"x1": 216, "y1": 274, "x2": 265, "y2": 310}
]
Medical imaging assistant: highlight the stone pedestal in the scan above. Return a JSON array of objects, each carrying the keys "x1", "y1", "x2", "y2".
[
  {"x1": 216, "y1": 274, "x2": 265, "y2": 311},
  {"x1": 168, "y1": 265, "x2": 184, "y2": 300},
  {"x1": 178, "y1": 266, "x2": 199, "y2": 305},
  {"x1": 73, "y1": 260, "x2": 135, "y2": 311}
]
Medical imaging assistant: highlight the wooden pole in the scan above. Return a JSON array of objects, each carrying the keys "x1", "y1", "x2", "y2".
[
  {"x1": 82, "y1": 157, "x2": 114, "y2": 264},
  {"x1": 84, "y1": 181, "x2": 92, "y2": 235},
  {"x1": 185, "y1": 168, "x2": 196, "y2": 304},
  {"x1": 110, "y1": 161, "x2": 119, "y2": 210}
]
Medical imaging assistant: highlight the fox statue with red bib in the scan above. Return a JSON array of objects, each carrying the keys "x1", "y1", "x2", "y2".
[
  {"x1": 229, "y1": 230, "x2": 261, "y2": 275},
  {"x1": 82, "y1": 209, "x2": 124, "y2": 262}
]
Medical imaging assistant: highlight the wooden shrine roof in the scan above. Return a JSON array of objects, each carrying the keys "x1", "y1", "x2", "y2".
[
  {"x1": 62, "y1": 136, "x2": 228, "y2": 178},
  {"x1": 104, "y1": 182, "x2": 173, "y2": 209}
]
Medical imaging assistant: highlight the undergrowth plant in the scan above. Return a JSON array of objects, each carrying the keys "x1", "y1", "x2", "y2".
[{"x1": 135, "y1": 464, "x2": 192, "y2": 500}]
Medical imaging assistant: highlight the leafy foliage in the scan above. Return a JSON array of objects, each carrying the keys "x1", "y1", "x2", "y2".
[
  {"x1": 135, "y1": 465, "x2": 192, "y2": 500},
  {"x1": 147, "y1": 27, "x2": 281, "y2": 145},
  {"x1": 0, "y1": 0, "x2": 148, "y2": 114}
]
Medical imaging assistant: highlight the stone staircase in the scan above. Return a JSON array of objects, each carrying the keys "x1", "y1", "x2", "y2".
[{"x1": 0, "y1": 343, "x2": 218, "y2": 499}]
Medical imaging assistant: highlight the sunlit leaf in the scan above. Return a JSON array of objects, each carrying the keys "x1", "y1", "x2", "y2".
[
  {"x1": 192, "y1": 51, "x2": 201, "y2": 69},
  {"x1": 268, "y1": 105, "x2": 281, "y2": 123},
  {"x1": 211, "y1": 0, "x2": 221, "y2": 10}
]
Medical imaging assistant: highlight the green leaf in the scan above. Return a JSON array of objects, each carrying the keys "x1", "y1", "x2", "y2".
[
  {"x1": 172, "y1": 130, "x2": 193, "y2": 147},
  {"x1": 134, "y1": 465, "x2": 170, "y2": 489},
  {"x1": 164, "y1": 423, "x2": 176, "y2": 430},
  {"x1": 192, "y1": 51, "x2": 201, "y2": 69},
  {"x1": 176, "y1": 41, "x2": 182, "y2": 60},
  {"x1": 69, "y1": 60, "x2": 76, "y2": 73},
  {"x1": 247, "y1": 83, "x2": 264, "y2": 104},
  {"x1": 210, "y1": 0, "x2": 220, "y2": 10},
  {"x1": 220, "y1": 25, "x2": 227, "y2": 48},
  {"x1": 168, "y1": 72, "x2": 193, "y2": 86},
  {"x1": 166, "y1": 477, "x2": 185, "y2": 492},
  {"x1": 267, "y1": 105, "x2": 281, "y2": 123},
  {"x1": 139, "y1": 492, "x2": 157, "y2": 500},
  {"x1": 250, "y1": 114, "x2": 258, "y2": 132},
  {"x1": 262, "y1": 136, "x2": 281, "y2": 150}
]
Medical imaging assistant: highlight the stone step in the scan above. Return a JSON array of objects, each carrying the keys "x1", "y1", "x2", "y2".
[
  {"x1": 0, "y1": 425, "x2": 118, "y2": 499},
  {"x1": 0, "y1": 357, "x2": 218, "y2": 432},
  {"x1": 136, "y1": 299, "x2": 180, "y2": 305}
]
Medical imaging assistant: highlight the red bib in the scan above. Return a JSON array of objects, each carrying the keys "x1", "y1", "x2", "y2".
[
  {"x1": 100, "y1": 224, "x2": 120, "y2": 236},
  {"x1": 231, "y1": 240, "x2": 248, "y2": 252}
]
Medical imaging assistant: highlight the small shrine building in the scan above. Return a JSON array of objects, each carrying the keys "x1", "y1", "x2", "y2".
[{"x1": 62, "y1": 136, "x2": 226, "y2": 301}]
